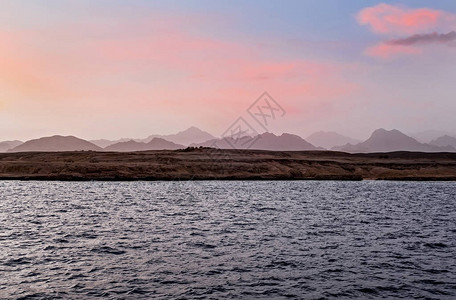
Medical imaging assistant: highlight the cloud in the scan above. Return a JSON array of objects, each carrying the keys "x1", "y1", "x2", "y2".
[
  {"x1": 357, "y1": 3, "x2": 453, "y2": 35},
  {"x1": 0, "y1": 10, "x2": 359, "y2": 138},
  {"x1": 365, "y1": 43, "x2": 421, "y2": 59},
  {"x1": 358, "y1": 4, "x2": 456, "y2": 59},
  {"x1": 366, "y1": 31, "x2": 456, "y2": 59},
  {"x1": 386, "y1": 31, "x2": 456, "y2": 46}
]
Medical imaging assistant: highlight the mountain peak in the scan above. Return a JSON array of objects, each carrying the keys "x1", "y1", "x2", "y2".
[
  {"x1": 430, "y1": 135, "x2": 456, "y2": 148},
  {"x1": 187, "y1": 126, "x2": 201, "y2": 131},
  {"x1": 259, "y1": 132, "x2": 277, "y2": 138},
  {"x1": 307, "y1": 131, "x2": 361, "y2": 150},
  {"x1": 190, "y1": 132, "x2": 318, "y2": 151},
  {"x1": 104, "y1": 137, "x2": 184, "y2": 151},
  {"x1": 142, "y1": 127, "x2": 215, "y2": 146},
  {"x1": 9, "y1": 135, "x2": 102, "y2": 152},
  {"x1": 371, "y1": 128, "x2": 389, "y2": 134},
  {"x1": 371, "y1": 128, "x2": 405, "y2": 137},
  {"x1": 178, "y1": 126, "x2": 208, "y2": 134},
  {"x1": 0, "y1": 140, "x2": 24, "y2": 152},
  {"x1": 337, "y1": 128, "x2": 452, "y2": 153}
]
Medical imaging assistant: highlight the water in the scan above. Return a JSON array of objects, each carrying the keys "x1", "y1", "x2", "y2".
[{"x1": 0, "y1": 181, "x2": 455, "y2": 299}]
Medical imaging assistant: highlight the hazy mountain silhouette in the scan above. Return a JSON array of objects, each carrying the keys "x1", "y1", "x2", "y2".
[
  {"x1": 9, "y1": 136, "x2": 102, "y2": 152},
  {"x1": 430, "y1": 135, "x2": 456, "y2": 148},
  {"x1": 105, "y1": 138, "x2": 184, "y2": 152},
  {"x1": 306, "y1": 131, "x2": 361, "y2": 149},
  {"x1": 90, "y1": 139, "x2": 130, "y2": 148},
  {"x1": 191, "y1": 132, "x2": 319, "y2": 151},
  {"x1": 142, "y1": 127, "x2": 215, "y2": 146},
  {"x1": 104, "y1": 140, "x2": 147, "y2": 151},
  {"x1": 0, "y1": 140, "x2": 23, "y2": 152},
  {"x1": 6, "y1": 128, "x2": 456, "y2": 153},
  {"x1": 410, "y1": 130, "x2": 454, "y2": 143},
  {"x1": 334, "y1": 129, "x2": 455, "y2": 153},
  {"x1": 90, "y1": 126, "x2": 215, "y2": 147}
]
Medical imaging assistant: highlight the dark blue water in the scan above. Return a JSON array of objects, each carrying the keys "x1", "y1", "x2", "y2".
[{"x1": 0, "y1": 181, "x2": 455, "y2": 299}]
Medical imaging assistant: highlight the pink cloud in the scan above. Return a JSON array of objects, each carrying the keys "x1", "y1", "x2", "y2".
[
  {"x1": 357, "y1": 3, "x2": 451, "y2": 35},
  {"x1": 357, "y1": 4, "x2": 456, "y2": 59},
  {"x1": 0, "y1": 12, "x2": 360, "y2": 138},
  {"x1": 365, "y1": 43, "x2": 421, "y2": 59}
]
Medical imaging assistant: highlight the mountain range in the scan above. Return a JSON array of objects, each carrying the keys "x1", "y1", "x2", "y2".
[
  {"x1": 333, "y1": 129, "x2": 454, "y2": 153},
  {"x1": 9, "y1": 136, "x2": 102, "y2": 152},
  {"x1": 90, "y1": 126, "x2": 215, "y2": 148},
  {"x1": 2, "y1": 127, "x2": 456, "y2": 153},
  {"x1": 104, "y1": 138, "x2": 184, "y2": 152},
  {"x1": 306, "y1": 131, "x2": 361, "y2": 149},
  {"x1": 0, "y1": 140, "x2": 23, "y2": 152},
  {"x1": 410, "y1": 130, "x2": 456, "y2": 144},
  {"x1": 429, "y1": 135, "x2": 456, "y2": 149},
  {"x1": 190, "y1": 132, "x2": 320, "y2": 151},
  {"x1": 140, "y1": 126, "x2": 216, "y2": 145}
]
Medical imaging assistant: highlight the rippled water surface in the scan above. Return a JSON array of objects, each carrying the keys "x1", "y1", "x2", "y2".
[{"x1": 1, "y1": 181, "x2": 455, "y2": 299}]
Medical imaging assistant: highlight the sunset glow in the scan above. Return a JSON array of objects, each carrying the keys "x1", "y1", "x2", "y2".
[{"x1": 1, "y1": 1, "x2": 456, "y2": 141}]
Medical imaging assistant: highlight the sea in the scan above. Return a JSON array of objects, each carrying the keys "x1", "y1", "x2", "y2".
[{"x1": 0, "y1": 181, "x2": 455, "y2": 299}]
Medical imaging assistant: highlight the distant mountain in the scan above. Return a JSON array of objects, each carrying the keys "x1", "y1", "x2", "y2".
[
  {"x1": 0, "y1": 140, "x2": 23, "y2": 152},
  {"x1": 306, "y1": 131, "x2": 361, "y2": 149},
  {"x1": 410, "y1": 130, "x2": 454, "y2": 143},
  {"x1": 104, "y1": 140, "x2": 147, "y2": 152},
  {"x1": 142, "y1": 126, "x2": 216, "y2": 146},
  {"x1": 9, "y1": 136, "x2": 102, "y2": 152},
  {"x1": 334, "y1": 129, "x2": 455, "y2": 153},
  {"x1": 90, "y1": 127, "x2": 216, "y2": 148},
  {"x1": 7, "y1": 128, "x2": 456, "y2": 153},
  {"x1": 105, "y1": 138, "x2": 184, "y2": 152},
  {"x1": 191, "y1": 132, "x2": 319, "y2": 151},
  {"x1": 430, "y1": 135, "x2": 456, "y2": 148},
  {"x1": 90, "y1": 139, "x2": 127, "y2": 148}
]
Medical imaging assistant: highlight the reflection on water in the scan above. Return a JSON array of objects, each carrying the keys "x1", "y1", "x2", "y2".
[{"x1": 0, "y1": 181, "x2": 455, "y2": 299}]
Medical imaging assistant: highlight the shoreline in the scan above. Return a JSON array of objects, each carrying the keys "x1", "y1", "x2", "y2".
[
  {"x1": 2, "y1": 178, "x2": 456, "y2": 182},
  {"x1": 1, "y1": 149, "x2": 456, "y2": 181}
]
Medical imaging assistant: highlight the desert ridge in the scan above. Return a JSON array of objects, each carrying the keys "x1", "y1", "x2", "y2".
[{"x1": 0, "y1": 149, "x2": 455, "y2": 181}]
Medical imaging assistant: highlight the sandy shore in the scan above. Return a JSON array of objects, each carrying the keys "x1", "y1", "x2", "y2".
[{"x1": 0, "y1": 148, "x2": 456, "y2": 181}]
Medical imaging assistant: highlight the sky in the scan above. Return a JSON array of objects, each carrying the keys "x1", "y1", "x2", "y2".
[{"x1": 1, "y1": 0, "x2": 456, "y2": 141}]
